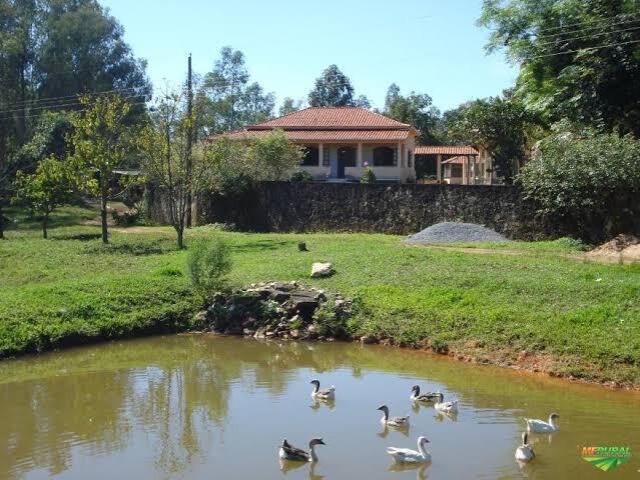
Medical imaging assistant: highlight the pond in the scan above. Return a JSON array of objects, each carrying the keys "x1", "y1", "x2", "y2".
[{"x1": 1, "y1": 335, "x2": 638, "y2": 479}]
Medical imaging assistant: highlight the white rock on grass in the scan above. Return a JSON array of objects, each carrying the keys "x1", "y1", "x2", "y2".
[{"x1": 311, "y1": 262, "x2": 334, "y2": 278}]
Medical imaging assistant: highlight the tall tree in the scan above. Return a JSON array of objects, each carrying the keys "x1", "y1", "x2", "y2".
[
  {"x1": 445, "y1": 96, "x2": 534, "y2": 183},
  {"x1": 480, "y1": 0, "x2": 640, "y2": 135},
  {"x1": 201, "y1": 47, "x2": 274, "y2": 133},
  {"x1": 383, "y1": 84, "x2": 440, "y2": 145},
  {"x1": 279, "y1": 97, "x2": 302, "y2": 116},
  {"x1": 68, "y1": 94, "x2": 137, "y2": 244},
  {"x1": 354, "y1": 94, "x2": 371, "y2": 109},
  {"x1": 37, "y1": 0, "x2": 150, "y2": 110},
  {"x1": 308, "y1": 65, "x2": 355, "y2": 107}
]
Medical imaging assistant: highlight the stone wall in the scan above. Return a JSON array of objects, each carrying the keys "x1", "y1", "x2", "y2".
[
  {"x1": 193, "y1": 182, "x2": 548, "y2": 240},
  {"x1": 148, "y1": 182, "x2": 639, "y2": 242}
]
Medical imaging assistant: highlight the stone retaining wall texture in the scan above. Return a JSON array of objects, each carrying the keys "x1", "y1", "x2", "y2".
[{"x1": 149, "y1": 182, "x2": 639, "y2": 242}]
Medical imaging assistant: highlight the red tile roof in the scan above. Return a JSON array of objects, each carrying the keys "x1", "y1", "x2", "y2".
[
  {"x1": 248, "y1": 107, "x2": 412, "y2": 130},
  {"x1": 219, "y1": 107, "x2": 416, "y2": 143},
  {"x1": 415, "y1": 145, "x2": 479, "y2": 155},
  {"x1": 226, "y1": 129, "x2": 411, "y2": 142}
]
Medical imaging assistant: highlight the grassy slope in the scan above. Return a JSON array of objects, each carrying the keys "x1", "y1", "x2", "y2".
[{"x1": 1, "y1": 207, "x2": 639, "y2": 384}]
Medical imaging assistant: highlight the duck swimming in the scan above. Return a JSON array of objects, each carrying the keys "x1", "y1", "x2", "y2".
[
  {"x1": 525, "y1": 413, "x2": 559, "y2": 433},
  {"x1": 378, "y1": 405, "x2": 410, "y2": 428},
  {"x1": 433, "y1": 393, "x2": 458, "y2": 414},
  {"x1": 515, "y1": 432, "x2": 535, "y2": 462},
  {"x1": 410, "y1": 385, "x2": 440, "y2": 403},
  {"x1": 386, "y1": 436, "x2": 431, "y2": 464},
  {"x1": 310, "y1": 380, "x2": 335, "y2": 400},
  {"x1": 279, "y1": 438, "x2": 326, "y2": 462}
]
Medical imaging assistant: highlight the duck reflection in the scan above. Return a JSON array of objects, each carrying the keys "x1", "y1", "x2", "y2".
[
  {"x1": 388, "y1": 462, "x2": 429, "y2": 479},
  {"x1": 434, "y1": 411, "x2": 458, "y2": 422},
  {"x1": 279, "y1": 459, "x2": 324, "y2": 479},
  {"x1": 377, "y1": 424, "x2": 410, "y2": 439},
  {"x1": 310, "y1": 398, "x2": 336, "y2": 411}
]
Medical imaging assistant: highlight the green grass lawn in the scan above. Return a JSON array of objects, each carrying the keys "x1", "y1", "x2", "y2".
[{"x1": 2, "y1": 206, "x2": 639, "y2": 385}]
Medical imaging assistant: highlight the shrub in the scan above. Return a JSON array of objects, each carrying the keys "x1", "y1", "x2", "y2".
[
  {"x1": 518, "y1": 132, "x2": 640, "y2": 220},
  {"x1": 290, "y1": 170, "x2": 314, "y2": 182},
  {"x1": 360, "y1": 164, "x2": 376, "y2": 184},
  {"x1": 186, "y1": 238, "x2": 232, "y2": 300},
  {"x1": 111, "y1": 209, "x2": 139, "y2": 227}
]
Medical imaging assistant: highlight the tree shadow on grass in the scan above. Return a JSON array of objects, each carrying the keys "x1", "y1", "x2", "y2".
[
  {"x1": 82, "y1": 239, "x2": 177, "y2": 256},
  {"x1": 231, "y1": 239, "x2": 296, "y2": 253},
  {"x1": 53, "y1": 233, "x2": 103, "y2": 241}
]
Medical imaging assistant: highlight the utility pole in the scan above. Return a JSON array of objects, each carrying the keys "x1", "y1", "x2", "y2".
[{"x1": 186, "y1": 53, "x2": 193, "y2": 228}]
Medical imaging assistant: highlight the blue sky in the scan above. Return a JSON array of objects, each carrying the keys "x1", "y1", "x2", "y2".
[{"x1": 100, "y1": 0, "x2": 518, "y2": 113}]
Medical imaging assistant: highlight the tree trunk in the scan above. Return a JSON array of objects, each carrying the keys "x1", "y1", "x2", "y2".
[
  {"x1": 42, "y1": 213, "x2": 48, "y2": 239},
  {"x1": 0, "y1": 205, "x2": 4, "y2": 239},
  {"x1": 176, "y1": 225, "x2": 184, "y2": 249},
  {"x1": 101, "y1": 187, "x2": 109, "y2": 244}
]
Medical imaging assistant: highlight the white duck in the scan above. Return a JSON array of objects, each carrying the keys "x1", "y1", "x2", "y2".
[
  {"x1": 525, "y1": 413, "x2": 559, "y2": 433},
  {"x1": 433, "y1": 393, "x2": 458, "y2": 414},
  {"x1": 310, "y1": 379, "x2": 335, "y2": 400},
  {"x1": 515, "y1": 432, "x2": 535, "y2": 462},
  {"x1": 378, "y1": 405, "x2": 410, "y2": 428},
  {"x1": 410, "y1": 385, "x2": 441, "y2": 403},
  {"x1": 279, "y1": 438, "x2": 325, "y2": 462},
  {"x1": 387, "y1": 436, "x2": 431, "y2": 464}
]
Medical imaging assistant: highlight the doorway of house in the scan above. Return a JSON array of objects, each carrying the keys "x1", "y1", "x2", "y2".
[{"x1": 337, "y1": 146, "x2": 356, "y2": 178}]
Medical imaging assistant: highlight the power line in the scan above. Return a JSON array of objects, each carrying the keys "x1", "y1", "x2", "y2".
[
  {"x1": 524, "y1": 38, "x2": 640, "y2": 60},
  {"x1": 535, "y1": 11, "x2": 640, "y2": 34},
  {"x1": 0, "y1": 87, "x2": 143, "y2": 109},
  {"x1": 0, "y1": 92, "x2": 148, "y2": 116},
  {"x1": 535, "y1": 17, "x2": 640, "y2": 40},
  {"x1": 536, "y1": 24, "x2": 640, "y2": 47},
  {"x1": 0, "y1": 96, "x2": 149, "y2": 121}
]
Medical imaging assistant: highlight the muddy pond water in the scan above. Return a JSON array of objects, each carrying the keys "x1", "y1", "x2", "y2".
[{"x1": 1, "y1": 335, "x2": 639, "y2": 479}]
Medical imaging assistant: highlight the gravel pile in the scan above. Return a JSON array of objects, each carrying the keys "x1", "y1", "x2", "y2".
[{"x1": 404, "y1": 222, "x2": 509, "y2": 244}]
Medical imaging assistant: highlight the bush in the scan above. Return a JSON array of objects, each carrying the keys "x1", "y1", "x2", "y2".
[
  {"x1": 360, "y1": 165, "x2": 376, "y2": 184},
  {"x1": 518, "y1": 132, "x2": 640, "y2": 219},
  {"x1": 186, "y1": 238, "x2": 232, "y2": 300},
  {"x1": 111, "y1": 209, "x2": 139, "y2": 227},
  {"x1": 290, "y1": 170, "x2": 314, "y2": 182}
]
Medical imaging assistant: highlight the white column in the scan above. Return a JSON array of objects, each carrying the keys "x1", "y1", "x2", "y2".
[
  {"x1": 436, "y1": 154, "x2": 442, "y2": 182},
  {"x1": 318, "y1": 143, "x2": 324, "y2": 168},
  {"x1": 357, "y1": 143, "x2": 363, "y2": 167}
]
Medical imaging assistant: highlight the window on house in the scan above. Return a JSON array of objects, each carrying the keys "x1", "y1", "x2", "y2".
[
  {"x1": 451, "y1": 165, "x2": 463, "y2": 178},
  {"x1": 301, "y1": 146, "x2": 319, "y2": 166},
  {"x1": 322, "y1": 148, "x2": 330, "y2": 166},
  {"x1": 373, "y1": 147, "x2": 396, "y2": 167}
]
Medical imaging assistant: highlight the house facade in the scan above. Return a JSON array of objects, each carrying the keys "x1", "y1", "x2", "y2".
[{"x1": 226, "y1": 107, "x2": 418, "y2": 183}]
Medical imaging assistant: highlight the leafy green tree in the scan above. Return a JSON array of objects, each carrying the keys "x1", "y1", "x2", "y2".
[
  {"x1": 479, "y1": 0, "x2": 640, "y2": 135},
  {"x1": 249, "y1": 129, "x2": 304, "y2": 181},
  {"x1": 279, "y1": 97, "x2": 302, "y2": 116},
  {"x1": 518, "y1": 131, "x2": 640, "y2": 235},
  {"x1": 13, "y1": 111, "x2": 72, "y2": 170},
  {"x1": 37, "y1": 0, "x2": 150, "y2": 113},
  {"x1": 203, "y1": 129, "x2": 303, "y2": 193},
  {"x1": 308, "y1": 65, "x2": 355, "y2": 107},
  {"x1": 13, "y1": 155, "x2": 74, "y2": 238},
  {"x1": 383, "y1": 83, "x2": 440, "y2": 145},
  {"x1": 137, "y1": 91, "x2": 199, "y2": 249},
  {"x1": 201, "y1": 47, "x2": 274, "y2": 133},
  {"x1": 354, "y1": 95, "x2": 371, "y2": 109},
  {"x1": 68, "y1": 94, "x2": 137, "y2": 244},
  {"x1": 445, "y1": 96, "x2": 534, "y2": 183}
]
